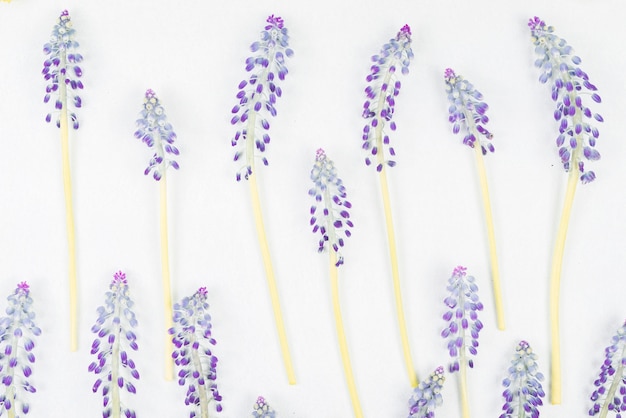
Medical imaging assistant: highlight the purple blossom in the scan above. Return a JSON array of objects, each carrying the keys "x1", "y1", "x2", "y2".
[
  {"x1": 134, "y1": 89, "x2": 180, "y2": 181},
  {"x1": 441, "y1": 266, "x2": 483, "y2": 373},
  {"x1": 42, "y1": 10, "x2": 83, "y2": 130},
  {"x1": 252, "y1": 396, "x2": 276, "y2": 418},
  {"x1": 589, "y1": 321, "x2": 626, "y2": 417},
  {"x1": 361, "y1": 25, "x2": 413, "y2": 171},
  {"x1": 169, "y1": 287, "x2": 222, "y2": 416},
  {"x1": 308, "y1": 149, "x2": 354, "y2": 266},
  {"x1": 500, "y1": 341, "x2": 545, "y2": 418},
  {"x1": 444, "y1": 69, "x2": 494, "y2": 155},
  {"x1": 88, "y1": 271, "x2": 139, "y2": 418},
  {"x1": 231, "y1": 15, "x2": 294, "y2": 181},
  {"x1": 529, "y1": 16, "x2": 602, "y2": 184},
  {"x1": 408, "y1": 366, "x2": 445, "y2": 418}
]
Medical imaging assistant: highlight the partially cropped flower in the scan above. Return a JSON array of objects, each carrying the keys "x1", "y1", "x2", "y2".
[
  {"x1": 408, "y1": 366, "x2": 445, "y2": 418},
  {"x1": 252, "y1": 396, "x2": 276, "y2": 418},
  {"x1": 500, "y1": 341, "x2": 545, "y2": 418},
  {"x1": 308, "y1": 149, "x2": 354, "y2": 266},
  {"x1": 444, "y1": 68, "x2": 494, "y2": 154},
  {"x1": 529, "y1": 16, "x2": 603, "y2": 184},
  {"x1": 361, "y1": 24, "x2": 413, "y2": 171},
  {"x1": 0, "y1": 282, "x2": 41, "y2": 416},
  {"x1": 441, "y1": 266, "x2": 483, "y2": 372},
  {"x1": 589, "y1": 321, "x2": 626, "y2": 417},
  {"x1": 88, "y1": 271, "x2": 139, "y2": 418},
  {"x1": 42, "y1": 10, "x2": 84, "y2": 130},
  {"x1": 134, "y1": 89, "x2": 180, "y2": 181},
  {"x1": 231, "y1": 14, "x2": 294, "y2": 181},
  {"x1": 170, "y1": 287, "x2": 222, "y2": 417}
]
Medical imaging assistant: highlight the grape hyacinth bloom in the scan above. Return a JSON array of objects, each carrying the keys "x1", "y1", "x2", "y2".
[
  {"x1": 88, "y1": 272, "x2": 139, "y2": 418},
  {"x1": 500, "y1": 341, "x2": 545, "y2": 418},
  {"x1": 361, "y1": 24, "x2": 417, "y2": 388},
  {"x1": 444, "y1": 68, "x2": 504, "y2": 331},
  {"x1": 231, "y1": 14, "x2": 293, "y2": 181},
  {"x1": 408, "y1": 366, "x2": 445, "y2": 418},
  {"x1": 529, "y1": 15, "x2": 603, "y2": 404},
  {"x1": 252, "y1": 396, "x2": 276, "y2": 418},
  {"x1": 229, "y1": 14, "x2": 296, "y2": 384},
  {"x1": 309, "y1": 149, "x2": 354, "y2": 267},
  {"x1": 0, "y1": 282, "x2": 41, "y2": 417},
  {"x1": 170, "y1": 287, "x2": 222, "y2": 418},
  {"x1": 441, "y1": 266, "x2": 483, "y2": 418},
  {"x1": 588, "y1": 321, "x2": 626, "y2": 417}
]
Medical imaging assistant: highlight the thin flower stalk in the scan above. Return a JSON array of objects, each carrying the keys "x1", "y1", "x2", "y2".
[
  {"x1": 0, "y1": 282, "x2": 41, "y2": 418},
  {"x1": 441, "y1": 266, "x2": 483, "y2": 418},
  {"x1": 309, "y1": 149, "x2": 361, "y2": 417},
  {"x1": 408, "y1": 366, "x2": 445, "y2": 418},
  {"x1": 230, "y1": 14, "x2": 295, "y2": 384},
  {"x1": 252, "y1": 396, "x2": 276, "y2": 418},
  {"x1": 134, "y1": 88, "x2": 180, "y2": 380},
  {"x1": 42, "y1": 9, "x2": 84, "y2": 351},
  {"x1": 589, "y1": 321, "x2": 626, "y2": 417},
  {"x1": 361, "y1": 24, "x2": 417, "y2": 387},
  {"x1": 500, "y1": 341, "x2": 545, "y2": 418},
  {"x1": 88, "y1": 272, "x2": 140, "y2": 418},
  {"x1": 529, "y1": 16, "x2": 603, "y2": 404},
  {"x1": 444, "y1": 68, "x2": 504, "y2": 330},
  {"x1": 170, "y1": 287, "x2": 222, "y2": 418}
]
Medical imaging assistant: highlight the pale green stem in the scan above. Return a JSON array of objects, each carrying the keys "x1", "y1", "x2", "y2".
[
  {"x1": 457, "y1": 292, "x2": 471, "y2": 418},
  {"x1": 110, "y1": 298, "x2": 122, "y2": 418},
  {"x1": 189, "y1": 333, "x2": 210, "y2": 418},
  {"x1": 160, "y1": 173, "x2": 174, "y2": 381},
  {"x1": 517, "y1": 374, "x2": 526, "y2": 418},
  {"x1": 6, "y1": 336, "x2": 18, "y2": 418}
]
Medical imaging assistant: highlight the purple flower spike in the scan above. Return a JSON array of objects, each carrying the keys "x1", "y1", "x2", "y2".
[
  {"x1": 231, "y1": 15, "x2": 293, "y2": 181},
  {"x1": 42, "y1": 10, "x2": 83, "y2": 129},
  {"x1": 88, "y1": 271, "x2": 139, "y2": 418},
  {"x1": 361, "y1": 25, "x2": 413, "y2": 169},
  {"x1": 169, "y1": 288, "x2": 222, "y2": 416},
  {"x1": 0, "y1": 283, "x2": 40, "y2": 416},
  {"x1": 445, "y1": 69, "x2": 494, "y2": 155},
  {"x1": 408, "y1": 366, "x2": 445, "y2": 418},
  {"x1": 252, "y1": 396, "x2": 276, "y2": 418},
  {"x1": 134, "y1": 89, "x2": 180, "y2": 181},
  {"x1": 500, "y1": 341, "x2": 545, "y2": 418},
  {"x1": 309, "y1": 149, "x2": 354, "y2": 266},
  {"x1": 530, "y1": 16, "x2": 602, "y2": 183},
  {"x1": 589, "y1": 321, "x2": 626, "y2": 417}
]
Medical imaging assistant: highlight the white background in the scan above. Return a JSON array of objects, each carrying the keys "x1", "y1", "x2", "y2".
[{"x1": 0, "y1": 0, "x2": 625, "y2": 417}]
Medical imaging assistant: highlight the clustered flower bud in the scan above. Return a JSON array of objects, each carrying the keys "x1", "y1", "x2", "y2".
[
  {"x1": 252, "y1": 396, "x2": 276, "y2": 417},
  {"x1": 589, "y1": 321, "x2": 626, "y2": 417},
  {"x1": 408, "y1": 366, "x2": 445, "y2": 418},
  {"x1": 500, "y1": 341, "x2": 545, "y2": 418}
]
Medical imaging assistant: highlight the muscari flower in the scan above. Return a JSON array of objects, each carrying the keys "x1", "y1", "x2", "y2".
[
  {"x1": 529, "y1": 16, "x2": 602, "y2": 184},
  {"x1": 134, "y1": 89, "x2": 180, "y2": 181},
  {"x1": 252, "y1": 396, "x2": 276, "y2": 418},
  {"x1": 170, "y1": 287, "x2": 222, "y2": 417},
  {"x1": 42, "y1": 10, "x2": 83, "y2": 130},
  {"x1": 88, "y1": 271, "x2": 139, "y2": 418},
  {"x1": 361, "y1": 24, "x2": 413, "y2": 172},
  {"x1": 589, "y1": 321, "x2": 626, "y2": 417},
  {"x1": 408, "y1": 366, "x2": 445, "y2": 418},
  {"x1": 308, "y1": 149, "x2": 354, "y2": 267},
  {"x1": 500, "y1": 341, "x2": 545, "y2": 418},
  {"x1": 231, "y1": 14, "x2": 294, "y2": 181},
  {"x1": 0, "y1": 282, "x2": 40, "y2": 416}
]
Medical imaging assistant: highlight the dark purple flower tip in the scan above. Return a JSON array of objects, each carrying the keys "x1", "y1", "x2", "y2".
[
  {"x1": 528, "y1": 16, "x2": 545, "y2": 31},
  {"x1": 266, "y1": 14, "x2": 284, "y2": 29},
  {"x1": 444, "y1": 68, "x2": 456, "y2": 80}
]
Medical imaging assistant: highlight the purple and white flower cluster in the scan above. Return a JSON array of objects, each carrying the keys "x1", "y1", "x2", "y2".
[
  {"x1": 589, "y1": 321, "x2": 626, "y2": 417},
  {"x1": 408, "y1": 366, "x2": 445, "y2": 418},
  {"x1": 252, "y1": 396, "x2": 276, "y2": 418},
  {"x1": 500, "y1": 341, "x2": 545, "y2": 418}
]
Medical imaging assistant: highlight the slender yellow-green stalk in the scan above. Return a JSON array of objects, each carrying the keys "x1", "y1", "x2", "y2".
[
  {"x1": 160, "y1": 173, "x2": 174, "y2": 381},
  {"x1": 330, "y1": 251, "x2": 363, "y2": 418},
  {"x1": 458, "y1": 349, "x2": 471, "y2": 418}
]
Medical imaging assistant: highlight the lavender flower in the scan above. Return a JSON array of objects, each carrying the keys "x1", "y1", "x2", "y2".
[
  {"x1": 134, "y1": 89, "x2": 180, "y2": 181},
  {"x1": 231, "y1": 14, "x2": 294, "y2": 181},
  {"x1": 529, "y1": 16, "x2": 602, "y2": 184},
  {"x1": 88, "y1": 271, "x2": 139, "y2": 418},
  {"x1": 170, "y1": 287, "x2": 222, "y2": 417},
  {"x1": 42, "y1": 10, "x2": 83, "y2": 130},
  {"x1": 308, "y1": 149, "x2": 354, "y2": 267},
  {"x1": 444, "y1": 69, "x2": 494, "y2": 154},
  {"x1": 589, "y1": 321, "x2": 626, "y2": 417},
  {"x1": 408, "y1": 366, "x2": 445, "y2": 418},
  {"x1": 361, "y1": 24, "x2": 413, "y2": 171},
  {"x1": 0, "y1": 282, "x2": 40, "y2": 416},
  {"x1": 500, "y1": 341, "x2": 545, "y2": 418},
  {"x1": 252, "y1": 396, "x2": 276, "y2": 418}
]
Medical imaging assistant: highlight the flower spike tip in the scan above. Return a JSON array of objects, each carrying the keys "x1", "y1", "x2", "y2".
[
  {"x1": 408, "y1": 366, "x2": 445, "y2": 418},
  {"x1": 589, "y1": 321, "x2": 626, "y2": 417},
  {"x1": 500, "y1": 341, "x2": 545, "y2": 418}
]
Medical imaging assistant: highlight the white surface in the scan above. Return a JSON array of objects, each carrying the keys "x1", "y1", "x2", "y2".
[{"x1": 0, "y1": 0, "x2": 624, "y2": 416}]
